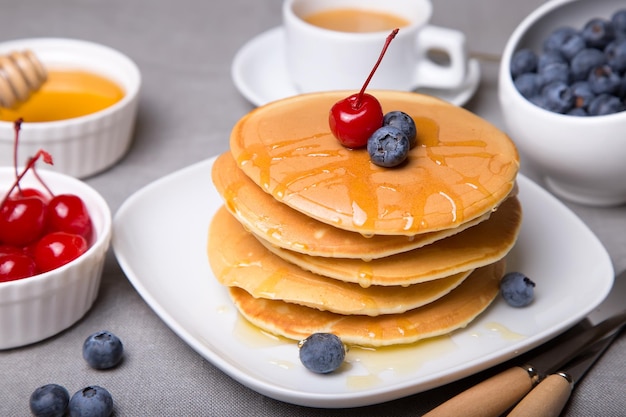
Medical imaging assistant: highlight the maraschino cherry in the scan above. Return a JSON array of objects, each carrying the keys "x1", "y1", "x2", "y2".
[
  {"x1": 329, "y1": 28, "x2": 399, "y2": 149},
  {"x1": 0, "y1": 120, "x2": 92, "y2": 282}
]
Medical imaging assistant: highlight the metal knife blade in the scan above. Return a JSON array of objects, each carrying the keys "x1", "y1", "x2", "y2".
[
  {"x1": 517, "y1": 309, "x2": 626, "y2": 379},
  {"x1": 422, "y1": 270, "x2": 626, "y2": 417},
  {"x1": 525, "y1": 271, "x2": 626, "y2": 378},
  {"x1": 506, "y1": 329, "x2": 622, "y2": 417},
  {"x1": 559, "y1": 331, "x2": 620, "y2": 386}
]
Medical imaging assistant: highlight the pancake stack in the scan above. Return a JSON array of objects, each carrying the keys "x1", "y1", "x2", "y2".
[{"x1": 208, "y1": 91, "x2": 521, "y2": 347}]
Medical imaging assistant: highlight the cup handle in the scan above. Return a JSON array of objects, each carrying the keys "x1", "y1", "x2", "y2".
[{"x1": 414, "y1": 25, "x2": 468, "y2": 89}]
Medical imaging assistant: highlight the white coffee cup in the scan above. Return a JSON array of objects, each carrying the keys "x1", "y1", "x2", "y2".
[{"x1": 283, "y1": 0, "x2": 468, "y2": 93}]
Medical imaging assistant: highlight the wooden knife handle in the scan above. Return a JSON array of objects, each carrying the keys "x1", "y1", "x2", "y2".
[
  {"x1": 423, "y1": 367, "x2": 534, "y2": 417},
  {"x1": 506, "y1": 374, "x2": 571, "y2": 417}
]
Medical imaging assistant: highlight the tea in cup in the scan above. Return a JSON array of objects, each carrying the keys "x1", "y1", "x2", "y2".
[{"x1": 283, "y1": 0, "x2": 468, "y2": 93}]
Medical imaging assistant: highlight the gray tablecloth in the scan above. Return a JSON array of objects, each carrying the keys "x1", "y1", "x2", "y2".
[{"x1": 1, "y1": 1, "x2": 625, "y2": 415}]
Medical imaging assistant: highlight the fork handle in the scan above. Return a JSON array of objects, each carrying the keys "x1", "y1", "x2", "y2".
[
  {"x1": 423, "y1": 367, "x2": 534, "y2": 417},
  {"x1": 506, "y1": 374, "x2": 571, "y2": 417}
]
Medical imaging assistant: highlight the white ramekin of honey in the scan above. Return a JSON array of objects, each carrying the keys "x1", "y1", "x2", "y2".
[{"x1": 0, "y1": 38, "x2": 141, "y2": 178}]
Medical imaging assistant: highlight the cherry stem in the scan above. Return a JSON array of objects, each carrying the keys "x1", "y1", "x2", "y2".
[
  {"x1": 0, "y1": 149, "x2": 54, "y2": 209},
  {"x1": 13, "y1": 119, "x2": 23, "y2": 186},
  {"x1": 354, "y1": 28, "x2": 399, "y2": 109},
  {"x1": 32, "y1": 165, "x2": 55, "y2": 198}
]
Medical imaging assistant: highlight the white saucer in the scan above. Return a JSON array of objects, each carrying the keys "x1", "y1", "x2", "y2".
[{"x1": 232, "y1": 27, "x2": 481, "y2": 107}]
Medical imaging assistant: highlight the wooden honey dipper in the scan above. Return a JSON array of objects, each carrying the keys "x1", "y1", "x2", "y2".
[{"x1": 0, "y1": 49, "x2": 47, "y2": 109}]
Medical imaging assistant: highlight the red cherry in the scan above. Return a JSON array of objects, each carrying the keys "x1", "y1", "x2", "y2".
[
  {"x1": 12, "y1": 187, "x2": 51, "y2": 203},
  {"x1": 47, "y1": 194, "x2": 93, "y2": 242},
  {"x1": 0, "y1": 244, "x2": 25, "y2": 256},
  {"x1": 0, "y1": 196, "x2": 47, "y2": 246},
  {"x1": 329, "y1": 93, "x2": 383, "y2": 148},
  {"x1": 0, "y1": 120, "x2": 94, "y2": 278},
  {"x1": 0, "y1": 122, "x2": 53, "y2": 248},
  {"x1": 329, "y1": 28, "x2": 398, "y2": 148},
  {"x1": 0, "y1": 252, "x2": 38, "y2": 282},
  {"x1": 33, "y1": 232, "x2": 88, "y2": 273}
]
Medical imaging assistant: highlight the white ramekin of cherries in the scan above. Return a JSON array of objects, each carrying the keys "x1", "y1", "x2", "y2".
[{"x1": 0, "y1": 120, "x2": 112, "y2": 349}]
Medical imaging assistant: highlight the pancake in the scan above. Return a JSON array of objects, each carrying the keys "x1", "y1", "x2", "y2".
[
  {"x1": 258, "y1": 196, "x2": 522, "y2": 287},
  {"x1": 208, "y1": 206, "x2": 472, "y2": 316},
  {"x1": 229, "y1": 91, "x2": 519, "y2": 236},
  {"x1": 228, "y1": 259, "x2": 504, "y2": 347},
  {"x1": 212, "y1": 151, "x2": 495, "y2": 259}
]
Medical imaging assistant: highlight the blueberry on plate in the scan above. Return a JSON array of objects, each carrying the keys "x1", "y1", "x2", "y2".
[
  {"x1": 383, "y1": 111, "x2": 417, "y2": 147},
  {"x1": 68, "y1": 386, "x2": 113, "y2": 417},
  {"x1": 299, "y1": 333, "x2": 346, "y2": 374},
  {"x1": 82, "y1": 330, "x2": 124, "y2": 370},
  {"x1": 30, "y1": 383, "x2": 70, "y2": 417},
  {"x1": 500, "y1": 272, "x2": 535, "y2": 307},
  {"x1": 367, "y1": 125, "x2": 410, "y2": 168}
]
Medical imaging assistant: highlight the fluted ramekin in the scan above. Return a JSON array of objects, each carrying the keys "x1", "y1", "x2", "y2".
[
  {"x1": 0, "y1": 38, "x2": 141, "y2": 179},
  {"x1": 0, "y1": 167, "x2": 112, "y2": 349}
]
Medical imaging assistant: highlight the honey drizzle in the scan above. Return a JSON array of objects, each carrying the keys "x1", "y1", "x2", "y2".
[{"x1": 231, "y1": 95, "x2": 518, "y2": 236}]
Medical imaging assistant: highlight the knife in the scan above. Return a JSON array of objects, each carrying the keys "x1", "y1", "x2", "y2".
[
  {"x1": 506, "y1": 329, "x2": 622, "y2": 417},
  {"x1": 422, "y1": 270, "x2": 626, "y2": 417}
]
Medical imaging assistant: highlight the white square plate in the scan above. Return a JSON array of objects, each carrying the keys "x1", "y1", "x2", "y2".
[{"x1": 112, "y1": 157, "x2": 613, "y2": 408}]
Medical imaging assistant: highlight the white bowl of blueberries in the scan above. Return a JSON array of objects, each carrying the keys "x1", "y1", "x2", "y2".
[{"x1": 499, "y1": 0, "x2": 626, "y2": 206}]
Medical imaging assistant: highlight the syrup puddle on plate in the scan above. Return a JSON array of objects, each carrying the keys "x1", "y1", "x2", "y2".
[
  {"x1": 468, "y1": 322, "x2": 526, "y2": 341},
  {"x1": 231, "y1": 310, "x2": 459, "y2": 389},
  {"x1": 346, "y1": 336, "x2": 457, "y2": 389}
]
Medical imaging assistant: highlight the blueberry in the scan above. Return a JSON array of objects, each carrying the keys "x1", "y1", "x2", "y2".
[
  {"x1": 570, "y1": 48, "x2": 607, "y2": 81},
  {"x1": 500, "y1": 272, "x2": 535, "y2": 307},
  {"x1": 543, "y1": 26, "x2": 578, "y2": 53},
  {"x1": 68, "y1": 386, "x2": 113, "y2": 417},
  {"x1": 512, "y1": 11, "x2": 626, "y2": 118},
  {"x1": 567, "y1": 107, "x2": 588, "y2": 116},
  {"x1": 514, "y1": 73, "x2": 540, "y2": 99},
  {"x1": 537, "y1": 61, "x2": 570, "y2": 87},
  {"x1": 562, "y1": 33, "x2": 586, "y2": 61},
  {"x1": 588, "y1": 65, "x2": 622, "y2": 95},
  {"x1": 82, "y1": 330, "x2": 124, "y2": 370},
  {"x1": 617, "y1": 76, "x2": 626, "y2": 98},
  {"x1": 529, "y1": 94, "x2": 547, "y2": 109},
  {"x1": 570, "y1": 81, "x2": 596, "y2": 110},
  {"x1": 540, "y1": 81, "x2": 575, "y2": 113},
  {"x1": 298, "y1": 333, "x2": 346, "y2": 374},
  {"x1": 537, "y1": 51, "x2": 566, "y2": 73},
  {"x1": 605, "y1": 39, "x2": 626, "y2": 72},
  {"x1": 29, "y1": 384, "x2": 69, "y2": 417},
  {"x1": 612, "y1": 9, "x2": 626, "y2": 35},
  {"x1": 581, "y1": 18, "x2": 615, "y2": 49},
  {"x1": 367, "y1": 126, "x2": 410, "y2": 168},
  {"x1": 588, "y1": 93, "x2": 624, "y2": 116},
  {"x1": 383, "y1": 111, "x2": 417, "y2": 147},
  {"x1": 510, "y1": 48, "x2": 538, "y2": 79}
]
